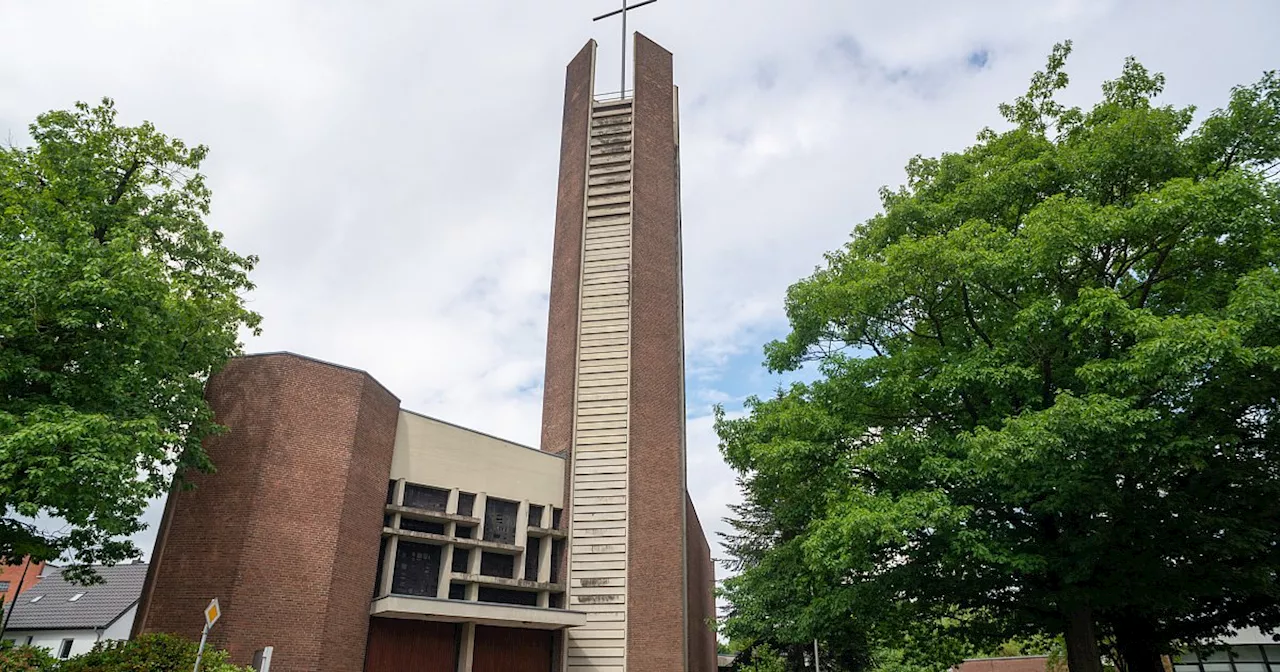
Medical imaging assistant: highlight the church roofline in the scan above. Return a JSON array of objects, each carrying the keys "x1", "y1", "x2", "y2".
[
  {"x1": 233, "y1": 350, "x2": 401, "y2": 401},
  {"x1": 398, "y1": 408, "x2": 559, "y2": 459},
  {"x1": 234, "y1": 351, "x2": 555, "y2": 458}
]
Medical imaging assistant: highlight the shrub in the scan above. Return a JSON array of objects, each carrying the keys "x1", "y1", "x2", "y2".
[
  {"x1": 0, "y1": 641, "x2": 58, "y2": 672},
  {"x1": 57, "y1": 633, "x2": 252, "y2": 672}
]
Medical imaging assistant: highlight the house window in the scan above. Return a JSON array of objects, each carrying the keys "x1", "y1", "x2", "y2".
[
  {"x1": 483, "y1": 498, "x2": 519, "y2": 545},
  {"x1": 68, "y1": 592, "x2": 84, "y2": 602},
  {"x1": 549, "y1": 539, "x2": 565, "y2": 584},
  {"x1": 403, "y1": 484, "x2": 449, "y2": 512},
  {"x1": 456, "y1": 492, "x2": 476, "y2": 517},
  {"x1": 524, "y1": 536, "x2": 542, "y2": 580},
  {"x1": 391, "y1": 541, "x2": 442, "y2": 598},
  {"x1": 400, "y1": 518, "x2": 445, "y2": 535},
  {"x1": 479, "y1": 552, "x2": 515, "y2": 579},
  {"x1": 0, "y1": 581, "x2": 9, "y2": 592},
  {"x1": 29, "y1": 595, "x2": 42, "y2": 603},
  {"x1": 451, "y1": 548, "x2": 471, "y2": 574},
  {"x1": 1175, "y1": 646, "x2": 1280, "y2": 672},
  {"x1": 477, "y1": 587, "x2": 538, "y2": 607},
  {"x1": 58, "y1": 639, "x2": 74, "y2": 659},
  {"x1": 528, "y1": 505, "x2": 545, "y2": 528}
]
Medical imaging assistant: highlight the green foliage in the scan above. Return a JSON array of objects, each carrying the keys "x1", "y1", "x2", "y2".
[
  {"x1": 720, "y1": 42, "x2": 1280, "y2": 672},
  {"x1": 0, "y1": 641, "x2": 59, "y2": 672},
  {"x1": 0, "y1": 99, "x2": 261, "y2": 579},
  {"x1": 738, "y1": 645, "x2": 788, "y2": 672},
  {"x1": 58, "y1": 633, "x2": 251, "y2": 672}
]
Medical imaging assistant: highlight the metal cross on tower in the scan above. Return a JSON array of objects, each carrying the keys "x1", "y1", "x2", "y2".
[{"x1": 593, "y1": 0, "x2": 658, "y2": 96}]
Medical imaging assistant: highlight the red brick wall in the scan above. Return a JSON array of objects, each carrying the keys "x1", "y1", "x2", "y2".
[
  {"x1": 542, "y1": 43, "x2": 595, "y2": 672},
  {"x1": 0, "y1": 558, "x2": 44, "y2": 605},
  {"x1": 133, "y1": 353, "x2": 399, "y2": 672},
  {"x1": 540, "y1": 38, "x2": 596, "y2": 460},
  {"x1": 957, "y1": 657, "x2": 1050, "y2": 672},
  {"x1": 628, "y1": 32, "x2": 687, "y2": 672},
  {"x1": 685, "y1": 497, "x2": 717, "y2": 672}
]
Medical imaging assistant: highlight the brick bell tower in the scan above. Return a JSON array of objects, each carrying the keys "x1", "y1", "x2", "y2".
[{"x1": 540, "y1": 34, "x2": 717, "y2": 672}]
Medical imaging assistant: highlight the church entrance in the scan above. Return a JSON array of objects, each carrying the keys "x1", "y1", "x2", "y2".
[
  {"x1": 471, "y1": 625, "x2": 554, "y2": 672},
  {"x1": 364, "y1": 617, "x2": 458, "y2": 672}
]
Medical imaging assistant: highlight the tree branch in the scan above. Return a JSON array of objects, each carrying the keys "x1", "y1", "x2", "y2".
[{"x1": 960, "y1": 283, "x2": 994, "y2": 347}]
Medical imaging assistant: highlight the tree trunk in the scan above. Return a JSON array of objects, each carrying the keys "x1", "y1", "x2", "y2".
[
  {"x1": 1064, "y1": 605, "x2": 1105, "y2": 672},
  {"x1": 1114, "y1": 615, "x2": 1166, "y2": 672}
]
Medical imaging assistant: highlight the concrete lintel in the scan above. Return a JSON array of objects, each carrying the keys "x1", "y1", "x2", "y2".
[{"x1": 370, "y1": 596, "x2": 587, "y2": 630}]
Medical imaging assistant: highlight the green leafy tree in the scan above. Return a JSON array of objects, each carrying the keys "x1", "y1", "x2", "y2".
[
  {"x1": 0, "y1": 99, "x2": 261, "y2": 580},
  {"x1": 719, "y1": 43, "x2": 1280, "y2": 672}
]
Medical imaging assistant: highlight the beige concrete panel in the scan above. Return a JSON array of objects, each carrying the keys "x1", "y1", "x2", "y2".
[{"x1": 390, "y1": 411, "x2": 564, "y2": 506}]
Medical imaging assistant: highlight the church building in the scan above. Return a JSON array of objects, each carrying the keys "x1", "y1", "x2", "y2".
[{"x1": 132, "y1": 35, "x2": 719, "y2": 672}]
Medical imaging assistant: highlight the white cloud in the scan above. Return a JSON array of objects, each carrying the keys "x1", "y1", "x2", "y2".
[{"x1": 2, "y1": 0, "x2": 1277, "y2": 566}]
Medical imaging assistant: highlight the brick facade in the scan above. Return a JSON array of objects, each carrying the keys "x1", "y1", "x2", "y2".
[
  {"x1": 629, "y1": 33, "x2": 690, "y2": 672},
  {"x1": 0, "y1": 557, "x2": 43, "y2": 606},
  {"x1": 685, "y1": 497, "x2": 717, "y2": 672},
  {"x1": 133, "y1": 353, "x2": 399, "y2": 672}
]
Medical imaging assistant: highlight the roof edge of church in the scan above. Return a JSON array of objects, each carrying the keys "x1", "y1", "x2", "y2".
[
  {"x1": 232, "y1": 350, "x2": 401, "y2": 401},
  {"x1": 399, "y1": 408, "x2": 558, "y2": 459}
]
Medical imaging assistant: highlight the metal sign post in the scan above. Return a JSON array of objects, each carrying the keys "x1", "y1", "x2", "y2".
[{"x1": 193, "y1": 598, "x2": 220, "y2": 672}]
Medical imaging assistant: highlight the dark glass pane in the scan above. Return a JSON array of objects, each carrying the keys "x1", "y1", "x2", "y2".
[
  {"x1": 549, "y1": 539, "x2": 565, "y2": 584},
  {"x1": 1266, "y1": 646, "x2": 1280, "y2": 662},
  {"x1": 392, "y1": 541, "x2": 441, "y2": 597},
  {"x1": 528, "y1": 505, "x2": 545, "y2": 528},
  {"x1": 452, "y1": 548, "x2": 471, "y2": 574},
  {"x1": 403, "y1": 484, "x2": 449, "y2": 512},
  {"x1": 479, "y1": 551, "x2": 515, "y2": 579},
  {"x1": 551, "y1": 508, "x2": 563, "y2": 529},
  {"x1": 1237, "y1": 647, "x2": 1266, "y2": 663},
  {"x1": 457, "y1": 492, "x2": 476, "y2": 517},
  {"x1": 477, "y1": 587, "x2": 538, "y2": 607},
  {"x1": 1237, "y1": 664, "x2": 1266, "y2": 672},
  {"x1": 524, "y1": 537, "x2": 542, "y2": 581},
  {"x1": 386, "y1": 480, "x2": 397, "y2": 505},
  {"x1": 1206, "y1": 651, "x2": 1233, "y2": 663},
  {"x1": 455, "y1": 525, "x2": 474, "y2": 539},
  {"x1": 1173, "y1": 666, "x2": 1199, "y2": 672},
  {"x1": 484, "y1": 498, "x2": 520, "y2": 544},
  {"x1": 382, "y1": 515, "x2": 392, "y2": 528},
  {"x1": 373, "y1": 538, "x2": 387, "y2": 598},
  {"x1": 1203, "y1": 664, "x2": 1231, "y2": 672},
  {"x1": 401, "y1": 518, "x2": 445, "y2": 535},
  {"x1": 549, "y1": 593, "x2": 564, "y2": 609},
  {"x1": 448, "y1": 582, "x2": 467, "y2": 601}
]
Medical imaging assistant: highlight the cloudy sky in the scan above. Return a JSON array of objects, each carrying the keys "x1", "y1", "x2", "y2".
[{"x1": 3, "y1": 0, "x2": 1278, "y2": 586}]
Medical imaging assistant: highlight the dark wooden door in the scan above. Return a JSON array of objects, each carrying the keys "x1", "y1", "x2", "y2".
[
  {"x1": 364, "y1": 618, "x2": 457, "y2": 672},
  {"x1": 472, "y1": 625, "x2": 554, "y2": 672}
]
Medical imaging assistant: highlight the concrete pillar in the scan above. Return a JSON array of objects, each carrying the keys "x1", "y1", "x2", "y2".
[
  {"x1": 466, "y1": 493, "x2": 488, "y2": 601},
  {"x1": 377, "y1": 479, "x2": 407, "y2": 598},
  {"x1": 456, "y1": 622, "x2": 476, "y2": 672},
  {"x1": 515, "y1": 499, "x2": 531, "y2": 580}
]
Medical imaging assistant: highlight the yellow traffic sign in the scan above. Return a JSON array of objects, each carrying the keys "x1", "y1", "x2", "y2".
[{"x1": 204, "y1": 598, "x2": 220, "y2": 627}]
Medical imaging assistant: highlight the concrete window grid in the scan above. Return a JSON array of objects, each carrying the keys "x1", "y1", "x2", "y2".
[{"x1": 378, "y1": 479, "x2": 567, "y2": 611}]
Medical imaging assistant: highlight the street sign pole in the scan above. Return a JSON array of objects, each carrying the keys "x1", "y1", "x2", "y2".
[
  {"x1": 193, "y1": 623, "x2": 210, "y2": 672},
  {"x1": 194, "y1": 598, "x2": 221, "y2": 672}
]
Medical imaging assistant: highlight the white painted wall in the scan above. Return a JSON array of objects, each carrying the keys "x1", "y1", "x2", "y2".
[
  {"x1": 5, "y1": 628, "x2": 105, "y2": 658},
  {"x1": 102, "y1": 604, "x2": 136, "y2": 641},
  {"x1": 2, "y1": 604, "x2": 137, "y2": 659},
  {"x1": 390, "y1": 410, "x2": 565, "y2": 507}
]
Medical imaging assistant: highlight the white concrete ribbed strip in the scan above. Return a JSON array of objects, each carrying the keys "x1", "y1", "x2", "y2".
[{"x1": 567, "y1": 99, "x2": 632, "y2": 672}]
